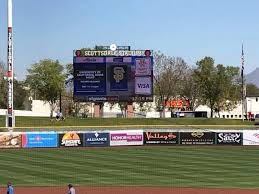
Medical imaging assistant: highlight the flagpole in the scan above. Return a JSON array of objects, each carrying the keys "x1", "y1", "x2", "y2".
[{"x1": 241, "y1": 44, "x2": 245, "y2": 122}]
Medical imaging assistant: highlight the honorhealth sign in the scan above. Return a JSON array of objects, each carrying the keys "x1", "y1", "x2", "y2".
[
  {"x1": 22, "y1": 132, "x2": 58, "y2": 148},
  {"x1": 110, "y1": 130, "x2": 143, "y2": 146},
  {"x1": 243, "y1": 130, "x2": 259, "y2": 145}
]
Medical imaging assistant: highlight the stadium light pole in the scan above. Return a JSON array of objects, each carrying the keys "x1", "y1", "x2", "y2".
[{"x1": 6, "y1": 0, "x2": 15, "y2": 130}]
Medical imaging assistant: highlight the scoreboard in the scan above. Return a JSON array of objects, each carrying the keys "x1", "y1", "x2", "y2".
[{"x1": 73, "y1": 49, "x2": 153, "y2": 102}]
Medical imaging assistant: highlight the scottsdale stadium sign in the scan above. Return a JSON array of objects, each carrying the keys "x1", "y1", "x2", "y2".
[{"x1": 74, "y1": 50, "x2": 152, "y2": 57}]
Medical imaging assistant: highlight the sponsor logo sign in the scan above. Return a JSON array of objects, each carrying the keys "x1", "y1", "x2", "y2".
[
  {"x1": 243, "y1": 130, "x2": 259, "y2": 145},
  {"x1": 180, "y1": 132, "x2": 215, "y2": 145},
  {"x1": 110, "y1": 65, "x2": 128, "y2": 91},
  {"x1": 135, "y1": 58, "x2": 152, "y2": 76},
  {"x1": 22, "y1": 132, "x2": 58, "y2": 148},
  {"x1": 0, "y1": 132, "x2": 21, "y2": 148},
  {"x1": 59, "y1": 132, "x2": 83, "y2": 147},
  {"x1": 84, "y1": 132, "x2": 110, "y2": 147},
  {"x1": 110, "y1": 130, "x2": 143, "y2": 146},
  {"x1": 216, "y1": 132, "x2": 242, "y2": 145},
  {"x1": 135, "y1": 77, "x2": 152, "y2": 95},
  {"x1": 144, "y1": 132, "x2": 179, "y2": 145}
]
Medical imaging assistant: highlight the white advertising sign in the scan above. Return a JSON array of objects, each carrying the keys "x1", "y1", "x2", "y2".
[
  {"x1": 135, "y1": 77, "x2": 152, "y2": 95},
  {"x1": 110, "y1": 130, "x2": 143, "y2": 146},
  {"x1": 135, "y1": 58, "x2": 151, "y2": 76},
  {"x1": 243, "y1": 130, "x2": 259, "y2": 145}
]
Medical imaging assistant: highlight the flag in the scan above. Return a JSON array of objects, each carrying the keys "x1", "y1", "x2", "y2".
[
  {"x1": 241, "y1": 44, "x2": 244, "y2": 78},
  {"x1": 241, "y1": 44, "x2": 245, "y2": 121}
]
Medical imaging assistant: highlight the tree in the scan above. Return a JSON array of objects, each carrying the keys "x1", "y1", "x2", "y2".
[
  {"x1": 180, "y1": 67, "x2": 200, "y2": 111},
  {"x1": 26, "y1": 59, "x2": 66, "y2": 118},
  {"x1": 13, "y1": 80, "x2": 29, "y2": 110},
  {"x1": 0, "y1": 62, "x2": 29, "y2": 110},
  {"x1": 246, "y1": 83, "x2": 259, "y2": 96},
  {"x1": 153, "y1": 51, "x2": 189, "y2": 117},
  {"x1": 214, "y1": 65, "x2": 240, "y2": 117},
  {"x1": 65, "y1": 63, "x2": 73, "y2": 86},
  {"x1": 0, "y1": 62, "x2": 6, "y2": 108},
  {"x1": 194, "y1": 57, "x2": 241, "y2": 118}
]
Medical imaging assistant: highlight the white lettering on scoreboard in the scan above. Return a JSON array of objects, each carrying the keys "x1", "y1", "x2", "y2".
[{"x1": 74, "y1": 50, "x2": 152, "y2": 57}]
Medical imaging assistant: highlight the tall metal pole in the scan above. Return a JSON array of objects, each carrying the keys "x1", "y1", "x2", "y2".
[
  {"x1": 6, "y1": 0, "x2": 15, "y2": 130},
  {"x1": 241, "y1": 44, "x2": 245, "y2": 122}
]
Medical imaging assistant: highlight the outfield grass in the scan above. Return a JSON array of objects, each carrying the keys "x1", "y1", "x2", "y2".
[
  {"x1": 0, "y1": 116, "x2": 256, "y2": 130},
  {"x1": 0, "y1": 146, "x2": 258, "y2": 188}
]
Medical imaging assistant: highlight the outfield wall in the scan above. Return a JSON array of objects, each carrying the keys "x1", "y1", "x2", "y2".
[{"x1": 0, "y1": 130, "x2": 258, "y2": 148}]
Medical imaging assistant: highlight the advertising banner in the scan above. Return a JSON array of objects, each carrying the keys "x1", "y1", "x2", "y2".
[
  {"x1": 135, "y1": 77, "x2": 152, "y2": 95},
  {"x1": 110, "y1": 130, "x2": 143, "y2": 146},
  {"x1": 135, "y1": 58, "x2": 152, "y2": 76},
  {"x1": 243, "y1": 130, "x2": 259, "y2": 145},
  {"x1": 22, "y1": 132, "x2": 58, "y2": 148},
  {"x1": 144, "y1": 131, "x2": 179, "y2": 145},
  {"x1": 84, "y1": 132, "x2": 110, "y2": 147},
  {"x1": 216, "y1": 132, "x2": 242, "y2": 145},
  {"x1": 110, "y1": 65, "x2": 128, "y2": 91},
  {"x1": 180, "y1": 131, "x2": 215, "y2": 145},
  {"x1": 74, "y1": 60, "x2": 107, "y2": 98},
  {"x1": 0, "y1": 132, "x2": 21, "y2": 148},
  {"x1": 59, "y1": 132, "x2": 83, "y2": 147}
]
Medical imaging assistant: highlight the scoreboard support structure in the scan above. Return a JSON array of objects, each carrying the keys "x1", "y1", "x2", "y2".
[
  {"x1": 92, "y1": 103, "x2": 133, "y2": 118},
  {"x1": 94, "y1": 103, "x2": 101, "y2": 118},
  {"x1": 127, "y1": 103, "x2": 134, "y2": 118}
]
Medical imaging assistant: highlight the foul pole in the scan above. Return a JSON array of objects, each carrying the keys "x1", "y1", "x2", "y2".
[{"x1": 6, "y1": 0, "x2": 15, "y2": 130}]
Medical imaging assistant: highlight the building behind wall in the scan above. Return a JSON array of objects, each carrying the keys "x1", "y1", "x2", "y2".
[
  {"x1": 195, "y1": 96, "x2": 259, "y2": 119},
  {"x1": 245, "y1": 96, "x2": 259, "y2": 118}
]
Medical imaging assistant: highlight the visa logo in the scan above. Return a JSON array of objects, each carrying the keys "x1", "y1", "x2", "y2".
[{"x1": 137, "y1": 84, "x2": 150, "y2": 88}]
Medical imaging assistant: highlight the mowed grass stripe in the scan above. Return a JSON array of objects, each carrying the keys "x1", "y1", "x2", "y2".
[
  {"x1": 0, "y1": 151, "x2": 95, "y2": 182},
  {"x1": 1, "y1": 148, "x2": 258, "y2": 180},
  {"x1": 0, "y1": 147, "x2": 258, "y2": 188},
  {"x1": 0, "y1": 156, "x2": 76, "y2": 185},
  {"x1": 0, "y1": 150, "x2": 144, "y2": 185},
  {"x1": 23, "y1": 147, "x2": 259, "y2": 186}
]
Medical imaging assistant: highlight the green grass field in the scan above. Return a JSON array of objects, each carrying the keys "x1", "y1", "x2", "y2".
[
  {"x1": 0, "y1": 116, "x2": 256, "y2": 130},
  {"x1": 0, "y1": 146, "x2": 258, "y2": 189}
]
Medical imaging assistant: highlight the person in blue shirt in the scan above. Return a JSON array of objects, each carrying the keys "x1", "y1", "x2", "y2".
[{"x1": 7, "y1": 182, "x2": 14, "y2": 194}]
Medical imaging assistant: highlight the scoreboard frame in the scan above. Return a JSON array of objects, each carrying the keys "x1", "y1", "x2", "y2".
[{"x1": 73, "y1": 49, "x2": 153, "y2": 102}]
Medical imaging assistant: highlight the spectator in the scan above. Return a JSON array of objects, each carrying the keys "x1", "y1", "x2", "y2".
[
  {"x1": 56, "y1": 111, "x2": 65, "y2": 121},
  {"x1": 56, "y1": 111, "x2": 61, "y2": 120}
]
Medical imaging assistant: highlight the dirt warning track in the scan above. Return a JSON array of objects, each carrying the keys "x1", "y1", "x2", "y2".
[{"x1": 4, "y1": 186, "x2": 259, "y2": 194}]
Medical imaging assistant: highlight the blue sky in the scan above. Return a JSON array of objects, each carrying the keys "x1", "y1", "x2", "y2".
[{"x1": 0, "y1": 0, "x2": 258, "y2": 80}]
